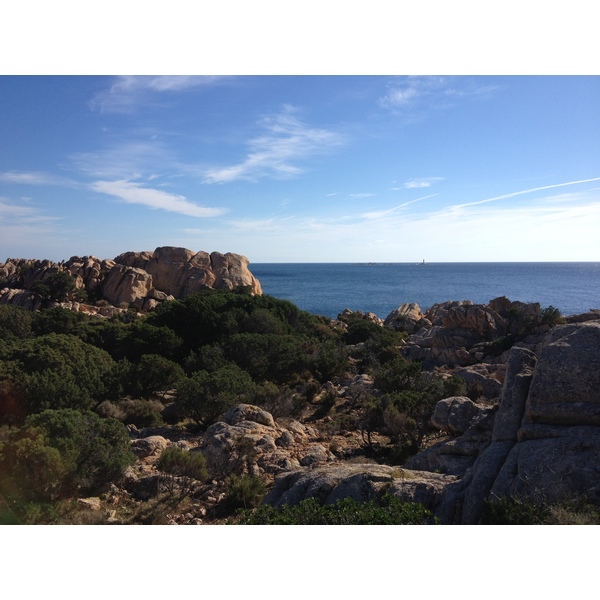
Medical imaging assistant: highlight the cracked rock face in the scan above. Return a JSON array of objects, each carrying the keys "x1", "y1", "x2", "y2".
[
  {"x1": 0, "y1": 246, "x2": 262, "y2": 314},
  {"x1": 435, "y1": 323, "x2": 600, "y2": 523},
  {"x1": 113, "y1": 246, "x2": 262, "y2": 299}
]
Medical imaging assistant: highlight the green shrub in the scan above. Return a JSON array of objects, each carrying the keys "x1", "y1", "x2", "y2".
[
  {"x1": 481, "y1": 496, "x2": 551, "y2": 525},
  {"x1": 237, "y1": 494, "x2": 432, "y2": 525},
  {"x1": 28, "y1": 271, "x2": 76, "y2": 302},
  {"x1": 96, "y1": 398, "x2": 165, "y2": 428},
  {"x1": 124, "y1": 354, "x2": 185, "y2": 398},
  {"x1": 175, "y1": 365, "x2": 255, "y2": 427},
  {"x1": 225, "y1": 474, "x2": 266, "y2": 510},
  {"x1": 0, "y1": 305, "x2": 33, "y2": 339},
  {"x1": 0, "y1": 409, "x2": 135, "y2": 502},
  {"x1": 0, "y1": 333, "x2": 117, "y2": 418},
  {"x1": 157, "y1": 446, "x2": 208, "y2": 496}
]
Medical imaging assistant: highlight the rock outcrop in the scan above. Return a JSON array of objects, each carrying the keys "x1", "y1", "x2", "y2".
[
  {"x1": 434, "y1": 322, "x2": 600, "y2": 523},
  {"x1": 263, "y1": 463, "x2": 455, "y2": 512},
  {"x1": 114, "y1": 247, "x2": 262, "y2": 298},
  {"x1": 0, "y1": 246, "x2": 262, "y2": 314},
  {"x1": 201, "y1": 404, "x2": 333, "y2": 478},
  {"x1": 392, "y1": 297, "x2": 551, "y2": 368}
]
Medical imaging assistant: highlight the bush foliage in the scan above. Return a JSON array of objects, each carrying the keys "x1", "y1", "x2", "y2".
[
  {"x1": 236, "y1": 495, "x2": 433, "y2": 525},
  {"x1": 0, "y1": 409, "x2": 135, "y2": 502}
]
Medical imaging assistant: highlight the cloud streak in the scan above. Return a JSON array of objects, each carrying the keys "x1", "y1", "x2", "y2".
[
  {"x1": 360, "y1": 194, "x2": 439, "y2": 219},
  {"x1": 203, "y1": 107, "x2": 345, "y2": 184},
  {"x1": 215, "y1": 188, "x2": 600, "y2": 262},
  {"x1": 446, "y1": 177, "x2": 600, "y2": 213},
  {"x1": 0, "y1": 171, "x2": 73, "y2": 186},
  {"x1": 90, "y1": 76, "x2": 227, "y2": 114},
  {"x1": 90, "y1": 180, "x2": 227, "y2": 218},
  {"x1": 379, "y1": 76, "x2": 499, "y2": 117}
]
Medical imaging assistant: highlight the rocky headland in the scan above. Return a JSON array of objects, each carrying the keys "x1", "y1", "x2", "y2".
[{"x1": 0, "y1": 246, "x2": 262, "y2": 316}]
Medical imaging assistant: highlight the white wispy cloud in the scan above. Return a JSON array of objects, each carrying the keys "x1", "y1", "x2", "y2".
[
  {"x1": 380, "y1": 76, "x2": 498, "y2": 114},
  {"x1": 0, "y1": 198, "x2": 62, "y2": 255},
  {"x1": 401, "y1": 177, "x2": 444, "y2": 189},
  {"x1": 202, "y1": 107, "x2": 345, "y2": 184},
  {"x1": 380, "y1": 76, "x2": 448, "y2": 109},
  {"x1": 0, "y1": 171, "x2": 73, "y2": 186},
  {"x1": 349, "y1": 193, "x2": 374, "y2": 198},
  {"x1": 90, "y1": 76, "x2": 227, "y2": 114},
  {"x1": 90, "y1": 180, "x2": 227, "y2": 218},
  {"x1": 70, "y1": 139, "x2": 175, "y2": 180},
  {"x1": 214, "y1": 188, "x2": 600, "y2": 262}
]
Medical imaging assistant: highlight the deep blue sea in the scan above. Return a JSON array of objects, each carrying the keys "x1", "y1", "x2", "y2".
[{"x1": 250, "y1": 263, "x2": 600, "y2": 320}]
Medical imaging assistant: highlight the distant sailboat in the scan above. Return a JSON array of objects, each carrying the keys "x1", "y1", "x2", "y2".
[{"x1": 417, "y1": 259, "x2": 425, "y2": 265}]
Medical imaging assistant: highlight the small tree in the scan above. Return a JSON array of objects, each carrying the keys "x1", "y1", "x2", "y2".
[
  {"x1": 29, "y1": 271, "x2": 76, "y2": 302},
  {"x1": 225, "y1": 474, "x2": 266, "y2": 510},
  {"x1": 125, "y1": 354, "x2": 185, "y2": 399},
  {"x1": 175, "y1": 365, "x2": 255, "y2": 427},
  {"x1": 157, "y1": 446, "x2": 208, "y2": 496}
]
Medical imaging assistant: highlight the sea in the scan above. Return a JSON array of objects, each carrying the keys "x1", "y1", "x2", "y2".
[{"x1": 250, "y1": 262, "x2": 600, "y2": 320}]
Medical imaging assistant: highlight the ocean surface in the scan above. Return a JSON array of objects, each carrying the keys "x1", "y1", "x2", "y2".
[{"x1": 250, "y1": 262, "x2": 600, "y2": 320}]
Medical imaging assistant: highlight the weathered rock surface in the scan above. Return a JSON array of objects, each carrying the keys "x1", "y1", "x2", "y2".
[
  {"x1": 384, "y1": 302, "x2": 427, "y2": 333},
  {"x1": 201, "y1": 404, "x2": 332, "y2": 477},
  {"x1": 405, "y1": 402, "x2": 497, "y2": 477},
  {"x1": 102, "y1": 264, "x2": 154, "y2": 307},
  {"x1": 525, "y1": 322, "x2": 600, "y2": 426},
  {"x1": 435, "y1": 323, "x2": 600, "y2": 523},
  {"x1": 393, "y1": 297, "x2": 547, "y2": 368},
  {"x1": 431, "y1": 396, "x2": 486, "y2": 434},
  {"x1": 130, "y1": 435, "x2": 170, "y2": 459},
  {"x1": 114, "y1": 246, "x2": 262, "y2": 298},
  {"x1": 0, "y1": 246, "x2": 262, "y2": 314},
  {"x1": 264, "y1": 463, "x2": 455, "y2": 512}
]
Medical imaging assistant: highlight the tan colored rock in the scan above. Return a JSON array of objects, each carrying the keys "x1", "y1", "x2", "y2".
[
  {"x1": 384, "y1": 302, "x2": 425, "y2": 333},
  {"x1": 101, "y1": 264, "x2": 153, "y2": 306},
  {"x1": 209, "y1": 251, "x2": 262, "y2": 295},
  {"x1": 131, "y1": 435, "x2": 170, "y2": 459},
  {"x1": 114, "y1": 246, "x2": 261, "y2": 297}
]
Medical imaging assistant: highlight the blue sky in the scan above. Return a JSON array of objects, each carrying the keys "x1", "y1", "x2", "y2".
[{"x1": 1, "y1": 75, "x2": 599, "y2": 263}]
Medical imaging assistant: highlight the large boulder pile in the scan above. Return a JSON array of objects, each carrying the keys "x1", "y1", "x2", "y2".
[
  {"x1": 0, "y1": 246, "x2": 262, "y2": 314},
  {"x1": 390, "y1": 296, "x2": 550, "y2": 368},
  {"x1": 114, "y1": 246, "x2": 262, "y2": 298}
]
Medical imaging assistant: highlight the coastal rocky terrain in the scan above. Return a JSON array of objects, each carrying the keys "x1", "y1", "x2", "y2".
[
  {"x1": 0, "y1": 246, "x2": 262, "y2": 315},
  {"x1": 1, "y1": 248, "x2": 600, "y2": 524},
  {"x1": 96, "y1": 298, "x2": 600, "y2": 523}
]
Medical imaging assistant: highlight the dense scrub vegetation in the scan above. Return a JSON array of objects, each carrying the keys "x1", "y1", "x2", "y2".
[
  {"x1": 0, "y1": 289, "x2": 467, "y2": 523},
  {"x1": 235, "y1": 494, "x2": 433, "y2": 525}
]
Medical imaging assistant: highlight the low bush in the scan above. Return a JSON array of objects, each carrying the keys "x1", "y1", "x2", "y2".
[
  {"x1": 236, "y1": 494, "x2": 433, "y2": 525},
  {"x1": 225, "y1": 474, "x2": 266, "y2": 510},
  {"x1": 157, "y1": 446, "x2": 208, "y2": 496},
  {"x1": 0, "y1": 409, "x2": 135, "y2": 503}
]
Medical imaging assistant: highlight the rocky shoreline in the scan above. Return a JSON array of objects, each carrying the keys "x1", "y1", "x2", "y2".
[{"x1": 2, "y1": 247, "x2": 600, "y2": 524}]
